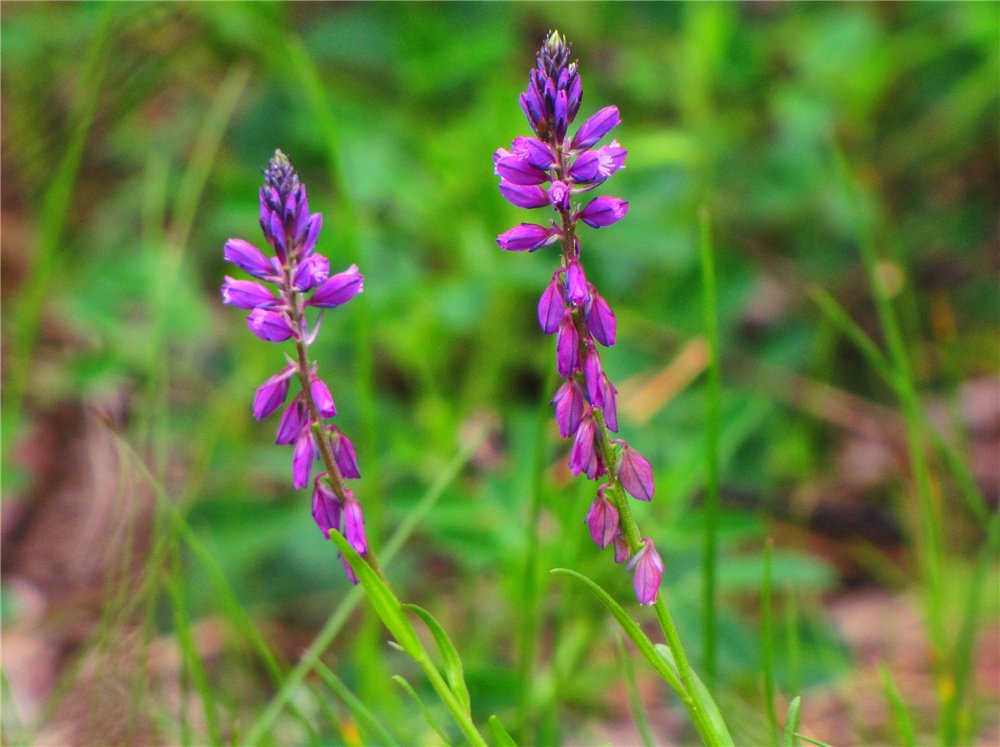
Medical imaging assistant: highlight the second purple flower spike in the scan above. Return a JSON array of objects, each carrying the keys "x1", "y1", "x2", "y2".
[{"x1": 495, "y1": 31, "x2": 663, "y2": 606}]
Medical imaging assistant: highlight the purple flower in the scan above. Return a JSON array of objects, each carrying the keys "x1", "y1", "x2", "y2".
[
  {"x1": 549, "y1": 180, "x2": 571, "y2": 211},
  {"x1": 617, "y1": 442, "x2": 655, "y2": 502},
  {"x1": 494, "y1": 151, "x2": 550, "y2": 185},
  {"x1": 571, "y1": 105, "x2": 620, "y2": 151},
  {"x1": 511, "y1": 136, "x2": 555, "y2": 169},
  {"x1": 582, "y1": 343, "x2": 603, "y2": 405},
  {"x1": 329, "y1": 426, "x2": 361, "y2": 479},
  {"x1": 538, "y1": 273, "x2": 566, "y2": 334},
  {"x1": 585, "y1": 485, "x2": 620, "y2": 548},
  {"x1": 310, "y1": 374, "x2": 337, "y2": 418},
  {"x1": 555, "y1": 313, "x2": 580, "y2": 377},
  {"x1": 569, "y1": 411, "x2": 604, "y2": 479},
  {"x1": 565, "y1": 260, "x2": 589, "y2": 306},
  {"x1": 500, "y1": 181, "x2": 550, "y2": 209},
  {"x1": 627, "y1": 539, "x2": 664, "y2": 605},
  {"x1": 570, "y1": 141, "x2": 627, "y2": 185},
  {"x1": 253, "y1": 365, "x2": 296, "y2": 420},
  {"x1": 222, "y1": 277, "x2": 279, "y2": 309},
  {"x1": 579, "y1": 196, "x2": 629, "y2": 228},
  {"x1": 224, "y1": 239, "x2": 275, "y2": 279},
  {"x1": 292, "y1": 429, "x2": 316, "y2": 489},
  {"x1": 584, "y1": 288, "x2": 617, "y2": 347},
  {"x1": 247, "y1": 308, "x2": 295, "y2": 342},
  {"x1": 312, "y1": 475, "x2": 342, "y2": 539},
  {"x1": 275, "y1": 397, "x2": 308, "y2": 445},
  {"x1": 551, "y1": 378, "x2": 585, "y2": 438},
  {"x1": 497, "y1": 223, "x2": 557, "y2": 252},
  {"x1": 309, "y1": 264, "x2": 363, "y2": 308},
  {"x1": 343, "y1": 490, "x2": 367, "y2": 554},
  {"x1": 600, "y1": 374, "x2": 619, "y2": 432},
  {"x1": 293, "y1": 254, "x2": 330, "y2": 291}
]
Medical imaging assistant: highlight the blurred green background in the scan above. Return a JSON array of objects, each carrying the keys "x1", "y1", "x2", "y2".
[{"x1": 2, "y1": 3, "x2": 997, "y2": 745}]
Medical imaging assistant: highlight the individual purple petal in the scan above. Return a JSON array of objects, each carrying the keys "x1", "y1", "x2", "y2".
[
  {"x1": 567, "y1": 70, "x2": 582, "y2": 122},
  {"x1": 569, "y1": 410, "x2": 604, "y2": 480},
  {"x1": 571, "y1": 105, "x2": 620, "y2": 150},
  {"x1": 565, "y1": 261, "x2": 589, "y2": 306},
  {"x1": 312, "y1": 475, "x2": 342, "y2": 539},
  {"x1": 293, "y1": 254, "x2": 330, "y2": 291},
  {"x1": 496, "y1": 223, "x2": 556, "y2": 252},
  {"x1": 585, "y1": 484, "x2": 620, "y2": 549},
  {"x1": 499, "y1": 181, "x2": 550, "y2": 209},
  {"x1": 613, "y1": 534, "x2": 630, "y2": 564},
  {"x1": 299, "y1": 213, "x2": 323, "y2": 257},
  {"x1": 538, "y1": 273, "x2": 567, "y2": 334},
  {"x1": 553, "y1": 89, "x2": 569, "y2": 143},
  {"x1": 570, "y1": 141, "x2": 627, "y2": 185},
  {"x1": 618, "y1": 442, "x2": 655, "y2": 502},
  {"x1": 339, "y1": 552, "x2": 359, "y2": 584},
  {"x1": 582, "y1": 343, "x2": 604, "y2": 405},
  {"x1": 247, "y1": 308, "x2": 296, "y2": 343},
  {"x1": 548, "y1": 180, "x2": 571, "y2": 211},
  {"x1": 310, "y1": 374, "x2": 337, "y2": 418},
  {"x1": 627, "y1": 538, "x2": 664, "y2": 606},
  {"x1": 222, "y1": 276, "x2": 279, "y2": 310},
  {"x1": 600, "y1": 374, "x2": 619, "y2": 432},
  {"x1": 494, "y1": 152, "x2": 549, "y2": 185},
  {"x1": 555, "y1": 313, "x2": 580, "y2": 377},
  {"x1": 584, "y1": 288, "x2": 617, "y2": 346},
  {"x1": 330, "y1": 427, "x2": 361, "y2": 479},
  {"x1": 511, "y1": 136, "x2": 555, "y2": 170},
  {"x1": 579, "y1": 196, "x2": 629, "y2": 228},
  {"x1": 551, "y1": 378, "x2": 585, "y2": 438},
  {"x1": 253, "y1": 365, "x2": 296, "y2": 420},
  {"x1": 343, "y1": 490, "x2": 367, "y2": 554},
  {"x1": 309, "y1": 264, "x2": 363, "y2": 308},
  {"x1": 224, "y1": 239, "x2": 274, "y2": 279},
  {"x1": 292, "y1": 429, "x2": 316, "y2": 489},
  {"x1": 269, "y1": 211, "x2": 287, "y2": 259},
  {"x1": 275, "y1": 397, "x2": 308, "y2": 445}
]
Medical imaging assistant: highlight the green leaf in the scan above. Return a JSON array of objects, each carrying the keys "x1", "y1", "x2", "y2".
[
  {"x1": 393, "y1": 674, "x2": 451, "y2": 746},
  {"x1": 654, "y1": 645, "x2": 732, "y2": 746},
  {"x1": 794, "y1": 734, "x2": 835, "y2": 747},
  {"x1": 783, "y1": 696, "x2": 802, "y2": 747},
  {"x1": 404, "y1": 603, "x2": 472, "y2": 715},
  {"x1": 550, "y1": 569, "x2": 682, "y2": 691},
  {"x1": 487, "y1": 715, "x2": 518, "y2": 747},
  {"x1": 329, "y1": 530, "x2": 422, "y2": 657},
  {"x1": 313, "y1": 660, "x2": 400, "y2": 746}
]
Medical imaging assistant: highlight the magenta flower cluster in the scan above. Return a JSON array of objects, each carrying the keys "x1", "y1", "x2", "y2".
[
  {"x1": 221, "y1": 151, "x2": 366, "y2": 582},
  {"x1": 495, "y1": 32, "x2": 664, "y2": 605}
]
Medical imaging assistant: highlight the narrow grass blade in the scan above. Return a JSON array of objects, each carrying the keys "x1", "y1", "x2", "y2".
[
  {"x1": 616, "y1": 631, "x2": 655, "y2": 747},
  {"x1": 698, "y1": 205, "x2": 722, "y2": 687},
  {"x1": 487, "y1": 715, "x2": 518, "y2": 747},
  {"x1": 404, "y1": 604, "x2": 472, "y2": 715},
  {"x1": 879, "y1": 663, "x2": 917, "y2": 747},
  {"x1": 761, "y1": 539, "x2": 779, "y2": 745},
  {"x1": 783, "y1": 696, "x2": 801, "y2": 747},
  {"x1": 794, "y1": 735, "x2": 835, "y2": 747},
  {"x1": 328, "y1": 531, "x2": 421, "y2": 658},
  {"x1": 393, "y1": 675, "x2": 451, "y2": 746},
  {"x1": 313, "y1": 660, "x2": 400, "y2": 746},
  {"x1": 654, "y1": 644, "x2": 733, "y2": 747}
]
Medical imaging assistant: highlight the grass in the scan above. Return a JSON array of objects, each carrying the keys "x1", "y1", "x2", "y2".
[{"x1": 2, "y1": 3, "x2": 997, "y2": 745}]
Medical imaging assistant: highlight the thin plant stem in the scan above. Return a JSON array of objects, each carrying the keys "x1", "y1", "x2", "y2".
[{"x1": 761, "y1": 539, "x2": 779, "y2": 746}]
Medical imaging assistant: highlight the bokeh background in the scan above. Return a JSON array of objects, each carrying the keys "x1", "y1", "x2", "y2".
[{"x1": 2, "y1": 3, "x2": 997, "y2": 745}]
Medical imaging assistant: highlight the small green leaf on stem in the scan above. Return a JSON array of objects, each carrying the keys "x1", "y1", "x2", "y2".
[{"x1": 404, "y1": 603, "x2": 472, "y2": 715}]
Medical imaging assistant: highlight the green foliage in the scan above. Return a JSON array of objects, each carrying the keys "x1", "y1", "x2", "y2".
[{"x1": 2, "y1": 2, "x2": 996, "y2": 745}]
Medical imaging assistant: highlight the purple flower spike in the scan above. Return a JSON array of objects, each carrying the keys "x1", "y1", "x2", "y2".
[
  {"x1": 253, "y1": 365, "x2": 296, "y2": 420},
  {"x1": 617, "y1": 442, "x2": 655, "y2": 502},
  {"x1": 222, "y1": 277, "x2": 279, "y2": 310},
  {"x1": 585, "y1": 289, "x2": 617, "y2": 347},
  {"x1": 292, "y1": 429, "x2": 316, "y2": 489},
  {"x1": 551, "y1": 378, "x2": 585, "y2": 438},
  {"x1": 275, "y1": 397, "x2": 308, "y2": 445},
  {"x1": 579, "y1": 196, "x2": 629, "y2": 228},
  {"x1": 312, "y1": 475, "x2": 342, "y2": 539},
  {"x1": 224, "y1": 239, "x2": 274, "y2": 279},
  {"x1": 343, "y1": 491, "x2": 367, "y2": 554},
  {"x1": 569, "y1": 411, "x2": 604, "y2": 479},
  {"x1": 555, "y1": 313, "x2": 580, "y2": 377},
  {"x1": 500, "y1": 181, "x2": 550, "y2": 209},
  {"x1": 309, "y1": 264, "x2": 363, "y2": 308},
  {"x1": 571, "y1": 105, "x2": 621, "y2": 151},
  {"x1": 247, "y1": 308, "x2": 295, "y2": 343},
  {"x1": 627, "y1": 539, "x2": 664, "y2": 606},
  {"x1": 497, "y1": 223, "x2": 556, "y2": 252},
  {"x1": 585, "y1": 485, "x2": 620, "y2": 548},
  {"x1": 538, "y1": 273, "x2": 566, "y2": 334},
  {"x1": 310, "y1": 374, "x2": 337, "y2": 418}
]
